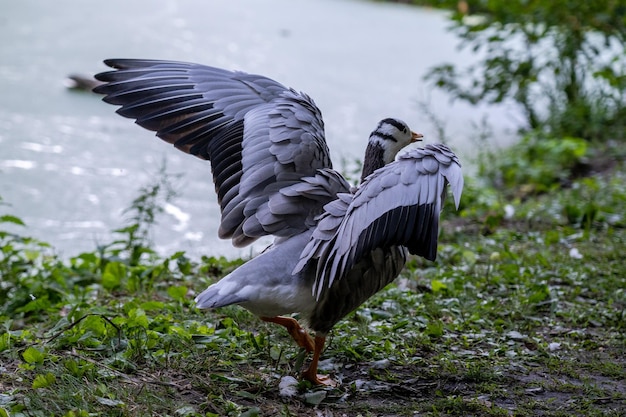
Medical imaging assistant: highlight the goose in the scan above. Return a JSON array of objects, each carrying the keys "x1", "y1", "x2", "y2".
[{"x1": 93, "y1": 59, "x2": 463, "y2": 385}]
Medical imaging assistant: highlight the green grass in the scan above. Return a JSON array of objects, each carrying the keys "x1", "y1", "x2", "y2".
[{"x1": 1, "y1": 163, "x2": 626, "y2": 416}]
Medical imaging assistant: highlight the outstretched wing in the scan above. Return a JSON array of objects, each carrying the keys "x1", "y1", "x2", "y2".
[
  {"x1": 94, "y1": 59, "x2": 334, "y2": 246},
  {"x1": 294, "y1": 144, "x2": 463, "y2": 300}
]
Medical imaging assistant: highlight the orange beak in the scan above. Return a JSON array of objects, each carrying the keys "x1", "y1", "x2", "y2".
[{"x1": 411, "y1": 131, "x2": 424, "y2": 142}]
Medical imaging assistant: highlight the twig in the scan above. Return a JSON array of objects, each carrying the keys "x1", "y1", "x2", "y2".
[
  {"x1": 46, "y1": 313, "x2": 122, "y2": 350},
  {"x1": 67, "y1": 351, "x2": 188, "y2": 390}
]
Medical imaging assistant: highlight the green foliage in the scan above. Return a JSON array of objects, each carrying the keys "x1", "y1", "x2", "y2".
[
  {"x1": 0, "y1": 163, "x2": 184, "y2": 323},
  {"x1": 479, "y1": 132, "x2": 589, "y2": 194},
  {"x1": 32, "y1": 372, "x2": 56, "y2": 389},
  {"x1": 2, "y1": 153, "x2": 626, "y2": 415},
  {"x1": 103, "y1": 160, "x2": 181, "y2": 266},
  {"x1": 425, "y1": 0, "x2": 626, "y2": 141},
  {"x1": 0, "y1": 215, "x2": 69, "y2": 319}
]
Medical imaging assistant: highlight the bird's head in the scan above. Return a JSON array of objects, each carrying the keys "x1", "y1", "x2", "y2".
[
  {"x1": 361, "y1": 118, "x2": 422, "y2": 181},
  {"x1": 369, "y1": 118, "x2": 422, "y2": 164}
]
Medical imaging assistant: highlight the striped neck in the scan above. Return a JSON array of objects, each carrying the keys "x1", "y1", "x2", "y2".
[{"x1": 360, "y1": 142, "x2": 385, "y2": 182}]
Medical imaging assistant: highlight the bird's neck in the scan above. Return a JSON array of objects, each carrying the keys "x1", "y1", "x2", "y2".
[{"x1": 361, "y1": 142, "x2": 386, "y2": 182}]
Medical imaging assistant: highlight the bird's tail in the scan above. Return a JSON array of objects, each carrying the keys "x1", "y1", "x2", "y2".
[{"x1": 194, "y1": 284, "x2": 246, "y2": 309}]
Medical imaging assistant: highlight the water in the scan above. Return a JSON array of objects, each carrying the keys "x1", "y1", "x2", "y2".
[{"x1": 0, "y1": 0, "x2": 520, "y2": 260}]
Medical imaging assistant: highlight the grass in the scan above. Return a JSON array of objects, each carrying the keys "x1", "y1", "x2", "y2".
[{"x1": 1, "y1": 160, "x2": 626, "y2": 416}]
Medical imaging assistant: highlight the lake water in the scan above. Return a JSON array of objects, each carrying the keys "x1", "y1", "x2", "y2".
[{"x1": 0, "y1": 0, "x2": 521, "y2": 260}]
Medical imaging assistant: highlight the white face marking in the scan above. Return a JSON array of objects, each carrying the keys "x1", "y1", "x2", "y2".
[{"x1": 369, "y1": 118, "x2": 415, "y2": 163}]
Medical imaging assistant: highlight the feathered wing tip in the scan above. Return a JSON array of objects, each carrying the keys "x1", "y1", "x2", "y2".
[
  {"x1": 415, "y1": 143, "x2": 463, "y2": 206},
  {"x1": 445, "y1": 158, "x2": 464, "y2": 210}
]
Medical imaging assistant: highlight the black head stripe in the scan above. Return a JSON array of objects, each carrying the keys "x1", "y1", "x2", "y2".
[
  {"x1": 371, "y1": 132, "x2": 398, "y2": 142},
  {"x1": 380, "y1": 118, "x2": 406, "y2": 132}
]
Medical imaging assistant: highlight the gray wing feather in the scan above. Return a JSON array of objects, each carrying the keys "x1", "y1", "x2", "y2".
[
  {"x1": 294, "y1": 144, "x2": 463, "y2": 300},
  {"x1": 94, "y1": 59, "x2": 333, "y2": 246},
  {"x1": 250, "y1": 169, "x2": 351, "y2": 238}
]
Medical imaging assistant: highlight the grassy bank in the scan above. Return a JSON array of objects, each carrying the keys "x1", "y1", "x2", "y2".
[{"x1": 1, "y1": 148, "x2": 625, "y2": 416}]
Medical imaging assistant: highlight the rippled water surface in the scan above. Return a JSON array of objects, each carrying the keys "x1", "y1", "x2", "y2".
[{"x1": 0, "y1": 0, "x2": 520, "y2": 259}]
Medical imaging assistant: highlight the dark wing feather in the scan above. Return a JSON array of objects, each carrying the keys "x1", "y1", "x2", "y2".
[{"x1": 94, "y1": 59, "x2": 335, "y2": 246}]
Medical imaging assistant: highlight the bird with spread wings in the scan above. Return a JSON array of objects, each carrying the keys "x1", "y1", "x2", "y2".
[{"x1": 94, "y1": 59, "x2": 463, "y2": 385}]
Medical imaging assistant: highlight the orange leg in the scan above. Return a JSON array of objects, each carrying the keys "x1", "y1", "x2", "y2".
[
  {"x1": 261, "y1": 316, "x2": 315, "y2": 352},
  {"x1": 301, "y1": 336, "x2": 336, "y2": 386}
]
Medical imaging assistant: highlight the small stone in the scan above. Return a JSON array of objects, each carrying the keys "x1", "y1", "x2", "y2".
[
  {"x1": 506, "y1": 330, "x2": 526, "y2": 340},
  {"x1": 569, "y1": 247, "x2": 583, "y2": 259},
  {"x1": 304, "y1": 390, "x2": 327, "y2": 405},
  {"x1": 548, "y1": 342, "x2": 561, "y2": 351},
  {"x1": 504, "y1": 204, "x2": 515, "y2": 219},
  {"x1": 371, "y1": 359, "x2": 390, "y2": 369},
  {"x1": 278, "y1": 376, "x2": 298, "y2": 398}
]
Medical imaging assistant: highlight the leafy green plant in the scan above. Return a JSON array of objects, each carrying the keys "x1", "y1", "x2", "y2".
[
  {"x1": 101, "y1": 160, "x2": 181, "y2": 266},
  {"x1": 0, "y1": 211, "x2": 74, "y2": 320},
  {"x1": 479, "y1": 132, "x2": 588, "y2": 194},
  {"x1": 425, "y1": 0, "x2": 626, "y2": 141}
]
